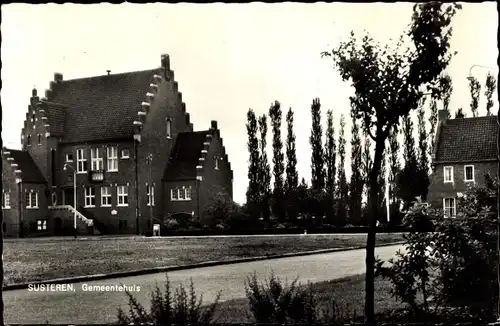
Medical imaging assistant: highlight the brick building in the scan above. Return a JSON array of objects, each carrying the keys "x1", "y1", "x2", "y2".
[
  {"x1": 427, "y1": 110, "x2": 497, "y2": 217},
  {"x1": 1, "y1": 54, "x2": 233, "y2": 237}
]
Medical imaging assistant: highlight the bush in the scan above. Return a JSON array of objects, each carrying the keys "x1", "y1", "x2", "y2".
[
  {"x1": 163, "y1": 218, "x2": 179, "y2": 230},
  {"x1": 117, "y1": 274, "x2": 221, "y2": 325}
]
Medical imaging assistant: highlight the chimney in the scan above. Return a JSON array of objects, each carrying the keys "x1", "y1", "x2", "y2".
[
  {"x1": 210, "y1": 120, "x2": 218, "y2": 130},
  {"x1": 54, "y1": 73, "x2": 63, "y2": 83},
  {"x1": 106, "y1": 70, "x2": 111, "y2": 75},
  {"x1": 438, "y1": 109, "x2": 448, "y2": 125},
  {"x1": 32, "y1": 88, "x2": 37, "y2": 97}
]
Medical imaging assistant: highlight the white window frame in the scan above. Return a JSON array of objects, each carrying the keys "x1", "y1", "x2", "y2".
[
  {"x1": 26, "y1": 190, "x2": 39, "y2": 209},
  {"x1": 90, "y1": 148, "x2": 104, "y2": 171},
  {"x1": 464, "y1": 165, "x2": 475, "y2": 182},
  {"x1": 166, "y1": 118, "x2": 172, "y2": 138},
  {"x1": 84, "y1": 187, "x2": 96, "y2": 208},
  {"x1": 65, "y1": 153, "x2": 73, "y2": 162},
  {"x1": 185, "y1": 186, "x2": 192, "y2": 200},
  {"x1": 443, "y1": 197, "x2": 456, "y2": 218},
  {"x1": 107, "y1": 146, "x2": 118, "y2": 172},
  {"x1": 443, "y1": 166, "x2": 454, "y2": 183},
  {"x1": 147, "y1": 184, "x2": 155, "y2": 206},
  {"x1": 76, "y1": 149, "x2": 87, "y2": 173},
  {"x1": 2, "y1": 192, "x2": 11, "y2": 209},
  {"x1": 170, "y1": 188, "x2": 178, "y2": 201},
  {"x1": 121, "y1": 149, "x2": 130, "y2": 159},
  {"x1": 117, "y1": 185, "x2": 129, "y2": 207},
  {"x1": 101, "y1": 186, "x2": 112, "y2": 207},
  {"x1": 37, "y1": 219, "x2": 47, "y2": 231}
]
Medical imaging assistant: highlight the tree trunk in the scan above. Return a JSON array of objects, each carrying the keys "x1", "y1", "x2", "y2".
[
  {"x1": 1, "y1": 200, "x2": 4, "y2": 324},
  {"x1": 365, "y1": 137, "x2": 385, "y2": 325}
]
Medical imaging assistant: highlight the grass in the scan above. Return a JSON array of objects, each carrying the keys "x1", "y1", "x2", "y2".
[
  {"x1": 212, "y1": 274, "x2": 403, "y2": 323},
  {"x1": 3, "y1": 233, "x2": 404, "y2": 286}
]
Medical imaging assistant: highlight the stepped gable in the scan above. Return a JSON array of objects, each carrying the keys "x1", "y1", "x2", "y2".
[
  {"x1": 162, "y1": 131, "x2": 208, "y2": 181},
  {"x1": 1, "y1": 148, "x2": 46, "y2": 183}
]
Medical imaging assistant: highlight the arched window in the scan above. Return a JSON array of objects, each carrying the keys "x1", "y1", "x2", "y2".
[
  {"x1": 51, "y1": 192, "x2": 57, "y2": 206},
  {"x1": 166, "y1": 118, "x2": 172, "y2": 138},
  {"x1": 27, "y1": 135, "x2": 31, "y2": 146}
]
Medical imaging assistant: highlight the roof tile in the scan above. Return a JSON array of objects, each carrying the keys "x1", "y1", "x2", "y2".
[
  {"x1": 163, "y1": 131, "x2": 209, "y2": 181},
  {"x1": 7, "y1": 149, "x2": 46, "y2": 183}
]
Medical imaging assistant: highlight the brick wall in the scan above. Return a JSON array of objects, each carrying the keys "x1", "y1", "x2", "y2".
[
  {"x1": 2, "y1": 159, "x2": 20, "y2": 237},
  {"x1": 163, "y1": 180, "x2": 198, "y2": 219},
  {"x1": 21, "y1": 183, "x2": 50, "y2": 236},
  {"x1": 427, "y1": 161, "x2": 497, "y2": 210}
]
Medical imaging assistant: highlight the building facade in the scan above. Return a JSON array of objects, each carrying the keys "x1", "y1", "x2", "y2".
[
  {"x1": 2, "y1": 54, "x2": 233, "y2": 237},
  {"x1": 427, "y1": 110, "x2": 497, "y2": 217}
]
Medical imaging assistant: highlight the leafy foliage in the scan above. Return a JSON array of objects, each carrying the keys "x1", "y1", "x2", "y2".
[
  {"x1": 454, "y1": 107, "x2": 466, "y2": 118},
  {"x1": 117, "y1": 275, "x2": 221, "y2": 325},
  {"x1": 428, "y1": 98, "x2": 438, "y2": 160},
  {"x1": 246, "y1": 109, "x2": 261, "y2": 215},
  {"x1": 269, "y1": 101, "x2": 286, "y2": 221},
  {"x1": 258, "y1": 114, "x2": 272, "y2": 220},
  {"x1": 325, "y1": 109, "x2": 337, "y2": 196},
  {"x1": 203, "y1": 185, "x2": 239, "y2": 227},
  {"x1": 349, "y1": 112, "x2": 364, "y2": 225},
  {"x1": 285, "y1": 107, "x2": 299, "y2": 192},
  {"x1": 310, "y1": 98, "x2": 325, "y2": 192},
  {"x1": 335, "y1": 114, "x2": 349, "y2": 226},
  {"x1": 468, "y1": 76, "x2": 481, "y2": 117},
  {"x1": 438, "y1": 74, "x2": 453, "y2": 115},
  {"x1": 485, "y1": 72, "x2": 497, "y2": 116}
]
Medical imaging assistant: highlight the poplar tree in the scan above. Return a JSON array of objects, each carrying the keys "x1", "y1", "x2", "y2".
[
  {"x1": 335, "y1": 114, "x2": 348, "y2": 226},
  {"x1": 285, "y1": 108, "x2": 298, "y2": 192},
  {"x1": 269, "y1": 101, "x2": 285, "y2": 221},
  {"x1": 349, "y1": 112, "x2": 364, "y2": 225},
  {"x1": 310, "y1": 98, "x2": 325, "y2": 192},
  {"x1": 258, "y1": 114, "x2": 271, "y2": 220},
  {"x1": 469, "y1": 76, "x2": 481, "y2": 117},
  {"x1": 246, "y1": 109, "x2": 261, "y2": 217},
  {"x1": 485, "y1": 72, "x2": 497, "y2": 116}
]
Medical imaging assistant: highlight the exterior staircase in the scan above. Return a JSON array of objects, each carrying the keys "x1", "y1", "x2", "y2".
[{"x1": 48, "y1": 205, "x2": 98, "y2": 235}]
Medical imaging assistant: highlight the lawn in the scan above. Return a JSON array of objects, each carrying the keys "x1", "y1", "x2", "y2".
[
  {"x1": 3, "y1": 233, "x2": 404, "y2": 286},
  {"x1": 212, "y1": 274, "x2": 403, "y2": 323}
]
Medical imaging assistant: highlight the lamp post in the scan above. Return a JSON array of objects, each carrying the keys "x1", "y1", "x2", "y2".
[
  {"x1": 146, "y1": 153, "x2": 153, "y2": 233},
  {"x1": 63, "y1": 163, "x2": 77, "y2": 239}
]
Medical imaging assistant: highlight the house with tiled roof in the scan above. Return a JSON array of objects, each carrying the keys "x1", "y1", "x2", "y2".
[
  {"x1": 427, "y1": 110, "x2": 497, "y2": 217},
  {"x1": 1, "y1": 54, "x2": 233, "y2": 237}
]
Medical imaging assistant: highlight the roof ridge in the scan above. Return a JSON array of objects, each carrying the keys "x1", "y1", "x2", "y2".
[{"x1": 58, "y1": 68, "x2": 161, "y2": 83}]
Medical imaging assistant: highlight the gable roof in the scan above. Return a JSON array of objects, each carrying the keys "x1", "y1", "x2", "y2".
[
  {"x1": 163, "y1": 131, "x2": 208, "y2": 181},
  {"x1": 434, "y1": 115, "x2": 498, "y2": 163},
  {"x1": 41, "y1": 101, "x2": 67, "y2": 136},
  {"x1": 47, "y1": 68, "x2": 161, "y2": 143},
  {"x1": 7, "y1": 149, "x2": 46, "y2": 183}
]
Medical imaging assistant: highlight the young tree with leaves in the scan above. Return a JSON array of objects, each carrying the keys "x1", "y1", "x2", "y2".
[
  {"x1": 335, "y1": 114, "x2": 348, "y2": 226},
  {"x1": 349, "y1": 112, "x2": 364, "y2": 225},
  {"x1": 258, "y1": 114, "x2": 271, "y2": 220},
  {"x1": 285, "y1": 108, "x2": 299, "y2": 192},
  {"x1": 310, "y1": 98, "x2": 325, "y2": 192},
  {"x1": 485, "y1": 72, "x2": 497, "y2": 116},
  {"x1": 417, "y1": 102, "x2": 430, "y2": 200},
  {"x1": 269, "y1": 101, "x2": 285, "y2": 221},
  {"x1": 439, "y1": 74, "x2": 453, "y2": 117},
  {"x1": 469, "y1": 76, "x2": 481, "y2": 117},
  {"x1": 325, "y1": 110, "x2": 337, "y2": 195},
  {"x1": 361, "y1": 130, "x2": 372, "y2": 224},
  {"x1": 388, "y1": 125, "x2": 402, "y2": 225},
  {"x1": 322, "y1": 2, "x2": 460, "y2": 322},
  {"x1": 246, "y1": 109, "x2": 261, "y2": 217}
]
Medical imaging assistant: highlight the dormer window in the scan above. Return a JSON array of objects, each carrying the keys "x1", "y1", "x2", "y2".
[{"x1": 166, "y1": 118, "x2": 172, "y2": 138}]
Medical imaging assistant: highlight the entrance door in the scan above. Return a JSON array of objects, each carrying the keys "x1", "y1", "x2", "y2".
[
  {"x1": 54, "y1": 218, "x2": 63, "y2": 236},
  {"x1": 64, "y1": 188, "x2": 75, "y2": 207}
]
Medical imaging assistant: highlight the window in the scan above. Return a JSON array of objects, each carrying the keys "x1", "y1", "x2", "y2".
[
  {"x1": 84, "y1": 187, "x2": 96, "y2": 207},
  {"x1": 170, "y1": 188, "x2": 178, "y2": 200},
  {"x1": 90, "y1": 148, "x2": 103, "y2": 171},
  {"x1": 443, "y1": 166, "x2": 454, "y2": 183},
  {"x1": 2, "y1": 192, "x2": 11, "y2": 209},
  {"x1": 27, "y1": 135, "x2": 31, "y2": 146},
  {"x1": 214, "y1": 156, "x2": 219, "y2": 170},
  {"x1": 37, "y1": 219, "x2": 47, "y2": 231},
  {"x1": 166, "y1": 119, "x2": 172, "y2": 138},
  {"x1": 32, "y1": 114, "x2": 36, "y2": 124},
  {"x1": 65, "y1": 153, "x2": 73, "y2": 162},
  {"x1": 443, "y1": 198, "x2": 456, "y2": 218},
  {"x1": 76, "y1": 149, "x2": 88, "y2": 173},
  {"x1": 101, "y1": 186, "x2": 112, "y2": 207},
  {"x1": 171, "y1": 186, "x2": 192, "y2": 201},
  {"x1": 107, "y1": 147, "x2": 118, "y2": 172},
  {"x1": 117, "y1": 186, "x2": 129, "y2": 206},
  {"x1": 37, "y1": 134, "x2": 42, "y2": 145},
  {"x1": 464, "y1": 165, "x2": 475, "y2": 182},
  {"x1": 121, "y1": 149, "x2": 130, "y2": 159},
  {"x1": 147, "y1": 184, "x2": 155, "y2": 206},
  {"x1": 25, "y1": 190, "x2": 38, "y2": 209}
]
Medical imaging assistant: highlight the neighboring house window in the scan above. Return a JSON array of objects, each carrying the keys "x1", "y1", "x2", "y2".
[
  {"x1": 121, "y1": 149, "x2": 130, "y2": 159},
  {"x1": 2, "y1": 192, "x2": 11, "y2": 209},
  {"x1": 76, "y1": 149, "x2": 88, "y2": 173},
  {"x1": 147, "y1": 184, "x2": 155, "y2": 206},
  {"x1": 166, "y1": 118, "x2": 172, "y2": 138},
  {"x1": 107, "y1": 147, "x2": 118, "y2": 172},
  {"x1": 101, "y1": 186, "x2": 112, "y2": 207},
  {"x1": 37, "y1": 219, "x2": 47, "y2": 231},
  {"x1": 214, "y1": 156, "x2": 219, "y2": 170},
  {"x1": 90, "y1": 148, "x2": 104, "y2": 171},
  {"x1": 464, "y1": 165, "x2": 475, "y2": 182},
  {"x1": 27, "y1": 135, "x2": 31, "y2": 146},
  {"x1": 117, "y1": 186, "x2": 129, "y2": 206},
  {"x1": 37, "y1": 134, "x2": 42, "y2": 145},
  {"x1": 65, "y1": 153, "x2": 73, "y2": 162},
  {"x1": 170, "y1": 188, "x2": 178, "y2": 201},
  {"x1": 443, "y1": 198, "x2": 456, "y2": 218},
  {"x1": 25, "y1": 190, "x2": 38, "y2": 209},
  {"x1": 84, "y1": 187, "x2": 96, "y2": 207},
  {"x1": 443, "y1": 166, "x2": 454, "y2": 183}
]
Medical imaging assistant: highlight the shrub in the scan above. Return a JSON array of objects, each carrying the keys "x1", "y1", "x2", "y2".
[
  {"x1": 117, "y1": 275, "x2": 221, "y2": 325},
  {"x1": 163, "y1": 218, "x2": 179, "y2": 230}
]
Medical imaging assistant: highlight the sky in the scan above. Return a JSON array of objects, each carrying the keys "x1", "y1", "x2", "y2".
[{"x1": 1, "y1": 2, "x2": 498, "y2": 204}]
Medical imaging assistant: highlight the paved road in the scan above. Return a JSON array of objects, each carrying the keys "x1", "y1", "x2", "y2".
[{"x1": 4, "y1": 244, "x2": 404, "y2": 324}]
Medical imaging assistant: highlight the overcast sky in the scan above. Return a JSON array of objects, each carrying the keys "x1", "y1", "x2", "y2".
[{"x1": 1, "y1": 3, "x2": 498, "y2": 204}]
